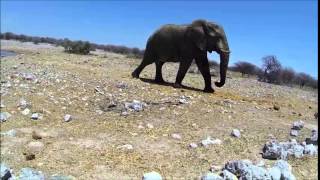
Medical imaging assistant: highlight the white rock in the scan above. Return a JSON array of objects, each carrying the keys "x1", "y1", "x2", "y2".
[
  {"x1": 117, "y1": 144, "x2": 133, "y2": 150},
  {"x1": 189, "y1": 143, "x2": 198, "y2": 149},
  {"x1": 21, "y1": 108, "x2": 30, "y2": 115},
  {"x1": 18, "y1": 98, "x2": 28, "y2": 109},
  {"x1": 64, "y1": 114, "x2": 72, "y2": 122},
  {"x1": 201, "y1": 137, "x2": 222, "y2": 147},
  {"x1": 0, "y1": 112, "x2": 11, "y2": 122},
  {"x1": 231, "y1": 129, "x2": 241, "y2": 138},
  {"x1": 171, "y1": 133, "x2": 182, "y2": 140},
  {"x1": 31, "y1": 113, "x2": 39, "y2": 120},
  {"x1": 142, "y1": 171, "x2": 162, "y2": 180},
  {"x1": 146, "y1": 123, "x2": 154, "y2": 129}
]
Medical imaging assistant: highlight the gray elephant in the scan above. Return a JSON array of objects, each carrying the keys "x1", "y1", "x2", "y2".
[{"x1": 132, "y1": 19, "x2": 230, "y2": 93}]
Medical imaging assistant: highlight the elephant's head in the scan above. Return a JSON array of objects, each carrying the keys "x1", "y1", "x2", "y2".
[{"x1": 186, "y1": 19, "x2": 230, "y2": 87}]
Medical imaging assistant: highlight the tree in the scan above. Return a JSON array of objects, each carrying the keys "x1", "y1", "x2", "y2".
[
  {"x1": 232, "y1": 61, "x2": 258, "y2": 77},
  {"x1": 261, "y1": 55, "x2": 282, "y2": 84},
  {"x1": 280, "y1": 67, "x2": 295, "y2": 84}
]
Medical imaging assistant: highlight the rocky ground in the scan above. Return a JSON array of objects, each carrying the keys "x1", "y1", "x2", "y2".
[{"x1": 0, "y1": 40, "x2": 318, "y2": 179}]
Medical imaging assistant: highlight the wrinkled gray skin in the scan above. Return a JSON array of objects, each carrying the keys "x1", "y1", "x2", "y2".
[{"x1": 132, "y1": 19, "x2": 230, "y2": 93}]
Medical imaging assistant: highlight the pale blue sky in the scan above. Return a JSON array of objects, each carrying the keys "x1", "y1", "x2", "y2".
[{"x1": 1, "y1": 0, "x2": 318, "y2": 78}]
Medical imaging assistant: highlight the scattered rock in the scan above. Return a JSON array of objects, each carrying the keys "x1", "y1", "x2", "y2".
[
  {"x1": 273, "y1": 104, "x2": 280, "y2": 111},
  {"x1": 178, "y1": 96, "x2": 189, "y2": 104},
  {"x1": 0, "y1": 112, "x2": 11, "y2": 122},
  {"x1": 210, "y1": 165, "x2": 222, "y2": 172},
  {"x1": 125, "y1": 100, "x2": 145, "y2": 112},
  {"x1": 303, "y1": 144, "x2": 318, "y2": 155},
  {"x1": 21, "y1": 73, "x2": 37, "y2": 81},
  {"x1": 17, "y1": 98, "x2": 29, "y2": 109},
  {"x1": 32, "y1": 131, "x2": 42, "y2": 140},
  {"x1": 146, "y1": 123, "x2": 154, "y2": 129},
  {"x1": 272, "y1": 160, "x2": 295, "y2": 180},
  {"x1": 201, "y1": 137, "x2": 222, "y2": 147},
  {"x1": 50, "y1": 175, "x2": 76, "y2": 180},
  {"x1": 31, "y1": 113, "x2": 39, "y2": 120},
  {"x1": 24, "y1": 153, "x2": 36, "y2": 161},
  {"x1": 117, "y1": 144, "x2": 133, "y2": 150},
  {"x1": 305, "y1": 129, "x2": 318, "y2": 145},
  {"x1": 231, "y1": 129, "x2": 241, "y2": 138},
  {"x1": 262, "y1": 139, "x2": 316, "y2": 160},
  {"x1": 21, "y1": 108, "x2": 31, "y2": 115},
  {"x1": 0, "y1": 102, "x2": 5, "y2": 108},
  {"x1": 292, "y1": 120, "x2": 304, "y2": 130},
  {"x1": 221, "y1": 169, "x2": 237, "y2": 180},
  {"x1": 224, "y1": 160, "x2": 262, "y2": 179},
  {"x1": 142, "y1": 171, "x2": 162, "y2": 180},
  {"x1": 18, "y1": 168, "x2": 45, "y2": 180},
  {"x1": 290, "y1": 130, "x2": 299, "y2": 137},
  {"x1": 189, "y1": 143, "x2": 198, "y2": 149},
  {"x1": 201, "y1": 172, "x2": 223, "y2": 180},
  {"x1": 64, "y1": 114, "x2": 72, "y2": 122},
  {"x1": 0, "y1": 163, "x2": 12, "y2": 180},
  {"x1": 314, "y1": 112, "x2": 318, "y2": 119},
  {"x1": 1, "y1": 129, "x2": 17, "y2": 137},
  {"x1": 27, "y1": 141, "x2": 45, "y2": 153},
  {"x1": 116, "y1": 82, "x2": 128, "y2": 89},
  {"x1": 171, "y1": 133, "x2": 182, "y2": 140},
  {"x1": 120, "y1": 111, "x2": 129, "y2": 116}
]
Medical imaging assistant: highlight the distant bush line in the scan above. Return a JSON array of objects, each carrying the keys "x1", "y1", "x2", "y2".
[
  {"x1": 229, "y1": 56, "x2": 317, "y2": 89},
  {"x1": 1, "y1": 32, "x2": 144, "y2": 57},
  {"x1": 1, "y1": 32, "x2": 316, "y2": 89}
]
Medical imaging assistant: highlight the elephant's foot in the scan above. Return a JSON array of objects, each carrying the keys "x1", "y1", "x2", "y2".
[
  {"x1": 173, "y1": 83, "x2": 183, "y2": 89},
  {"x1": 203, "y1": 87, "x2": 215, "y2": 93},
  {"x1": 131, "y1": 71, "x2": 139, "y2": 78}
]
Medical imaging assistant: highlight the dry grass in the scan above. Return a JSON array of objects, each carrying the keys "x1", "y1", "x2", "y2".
[{"x1": 0, "y1": 40, "x2": 318, "y2": 179}]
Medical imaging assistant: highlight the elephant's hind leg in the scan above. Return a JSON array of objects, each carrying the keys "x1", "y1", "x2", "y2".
[
  {"x1": 173, "y1": 59, "x2": 193, "y2": 88},
  {"x1": 155, "y1": 61, "x2": 165, "y2": 83},
  {"x1": 132, "y1": 52, "x2": 154, "y2": 78}
]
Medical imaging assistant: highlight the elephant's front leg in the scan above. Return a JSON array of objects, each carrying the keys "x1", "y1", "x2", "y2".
[
  {"x1": 195, "y1": 55, "x2": 214, "y2": 93},
  {"x1": 155, "y1": 61, "x2": 165, "y2": 83},
  {"x1": 173, "y1": 59, "x2": 193, "y2": 88}
]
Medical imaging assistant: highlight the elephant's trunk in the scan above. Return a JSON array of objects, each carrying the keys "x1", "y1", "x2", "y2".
[{"x1": 215, "y1": 51, "x2": 230, "y2": 87}]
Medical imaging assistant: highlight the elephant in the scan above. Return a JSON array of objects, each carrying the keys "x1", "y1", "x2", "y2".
[{"x1": 131, "y1": 19, "x2": 230, "y2": 93}]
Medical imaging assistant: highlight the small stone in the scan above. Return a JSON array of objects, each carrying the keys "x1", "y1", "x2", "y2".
[
  {"x1": 231, "y1": 129, "x2": 241, "y2": 138},
  {"x1": 31, "y1": 113, "x2": 39, "y2": 120},
  {"x1": 222, "y1": 170, "x2": 237, "y2": 180},
  {"x1": 21, "y1": 108, "x2": 31, "y2": 115},
  {"x1": 146, "y1": 123, "x2": 154, "y2": 129},
  {"x1": 64, "y1": 114, "x2": 72, "y2": 122},
  {"x1": 50, "y1": 175, "x2": 76, "y2": 180},
  {"x1": 201, "y1": 137, "x2": 222, "y2": 147},
  {"x1": 210, "y1": 165, "x2": 222, "y2": 172},
  {"x1": 303, "y1": 144, "x2": 318, "y2": 155},
  {"x1": 18, "y1": 98, "x2": 29, "y2": 109},
  {"x1": 314, "y1": 112, "x2": 318, "y2": 119},
  {"x1": 0, "y1": 112, "x2": 11, "y2": 122},
  {"x1": 171, "y1": 133, "x2": 182, "y2": 140},
  {"x1": 142, "y1": 171, "x2": 162, "y2": 180},
  {"x1": 292, "y1": 120, "x2": 304, "y2": 130},
  {"x1": 18, "y1": 168, "x2": 45, "y2": 180},
  {"x1": 32, "y1": 131, "x2": 42, "y2": 140},
  {"x1": 25, "y1": 153, "x2": 36, "y2": 161},
  {"x1": 120, "y1": 111, "x2": 129, "y2": 116},
  {"x1": 117, "y1": 144, "x2": 133, "y2": 150},
  {"x1": 273, "y1": 104, "x2": 280, "y2": 111},
  {"x1": 290, "y1": 130, "x2": 299, "y2": 137},
  {"x1": 201, "y1": 172, "x2": 223, "y2": 180},
  {"x1": 96, "y1": 110, "x2": 103, "y2": 115},
  {"x1": 189, "y1": 143, "x2": 198, "y2": 149},
  {"x1": 0, "y1": 102, "x2": 5, "y2": 108}
]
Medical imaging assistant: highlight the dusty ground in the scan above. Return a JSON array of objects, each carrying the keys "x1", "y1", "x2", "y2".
[{"x1": 0, "y1": 40, "x2": 318, "y2": 179}]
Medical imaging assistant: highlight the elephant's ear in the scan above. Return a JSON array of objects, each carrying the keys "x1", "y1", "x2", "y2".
[{"x1": 186, "y1": 23, "x2": 207, "y2": 51}]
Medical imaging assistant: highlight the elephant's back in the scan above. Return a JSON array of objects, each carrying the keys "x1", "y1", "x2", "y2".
[{"x1": 147, "y1": 24, "x2": 187, "y2": 62}]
